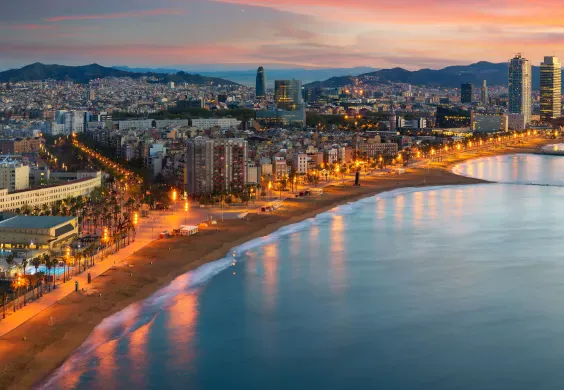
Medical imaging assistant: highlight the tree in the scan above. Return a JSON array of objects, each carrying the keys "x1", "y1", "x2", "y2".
[
  {"x1": 5, "y1": 253, "x2": 15, "y2": 274},
  {"x1": 43, "y1": 253, "x2": 52, "y2": 291}
]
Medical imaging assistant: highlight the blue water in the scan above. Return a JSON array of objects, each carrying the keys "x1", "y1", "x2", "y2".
[{"x1": 42, "y1": 154, "x2": 564, "y2": 390}]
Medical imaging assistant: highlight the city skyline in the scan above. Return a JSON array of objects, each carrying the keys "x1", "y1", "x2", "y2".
[{"x1": 3, "y1": 0, "x2": 564, "y2": 70}]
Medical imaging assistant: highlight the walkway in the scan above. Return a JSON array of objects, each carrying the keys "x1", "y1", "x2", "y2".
[{"x1": 0, "y1": 207, "x2": 212, "y2": 337}]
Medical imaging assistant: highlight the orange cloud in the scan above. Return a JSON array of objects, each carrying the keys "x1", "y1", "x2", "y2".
[{"x1": 45, "y1": 8, "x2": 185, "y2": 22}]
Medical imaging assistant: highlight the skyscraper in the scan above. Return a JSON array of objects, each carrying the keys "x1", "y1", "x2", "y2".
[
  {"x1": 256, "y1": 66, "x2": 266, "y2": 99},
  {"x1": 508, "y1": 53, "x2": 532, "y2": 125},
  {"x1": 540, "y1": 56, "x2": 562, "y2": 122},
  {"x1": 481, "y1": 80, "x2": 488, "y2": 106},
  {"x1": 461, "y1": 83, "x2": 473, "y2": 104},
  {"x1": 274, "y1": 79, "x2": 306, "y2": 126}
]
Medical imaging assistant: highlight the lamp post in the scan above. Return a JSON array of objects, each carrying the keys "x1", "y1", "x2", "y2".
[{"x1": 184, "y1": 201, "x2": 188, "y2": 225}]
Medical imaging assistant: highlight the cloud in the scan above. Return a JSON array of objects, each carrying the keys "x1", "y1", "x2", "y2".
[
  {"x1": 0, "y1": 24, "x2": 57, "y2": 31},
  {"x1": 45, "y1": 8, "x2": 185, "y2": 22}
]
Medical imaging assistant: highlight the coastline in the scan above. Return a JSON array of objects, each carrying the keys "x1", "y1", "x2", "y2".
[{"x1": 0, "y1": 137, "x2": 558, "y2": 390}]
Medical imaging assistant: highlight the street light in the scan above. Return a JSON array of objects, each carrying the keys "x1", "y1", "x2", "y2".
[{"x1": 184, "y1": 201, "x2": 188, "y2": 224}]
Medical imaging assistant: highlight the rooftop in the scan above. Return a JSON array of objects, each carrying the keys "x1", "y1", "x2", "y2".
[{"x1": 0, "y1": 216, "x2": 76, "y2": 229}]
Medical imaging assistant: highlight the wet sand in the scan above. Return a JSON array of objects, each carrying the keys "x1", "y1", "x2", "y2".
[{"x1": 0, "y1": 138, "x2": 558, "y2": 390}]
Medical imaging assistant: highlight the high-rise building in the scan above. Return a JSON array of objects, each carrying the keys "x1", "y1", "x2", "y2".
[
  {"x1": 274, "y1": 79, "x2": 306, "y2": 126},
  {"x1": 481, "y1": 80, "x2": 488, "y2": 105},
  {"x1": 256, "y1": 66, "x2": 266, "y2": 99},
  {"x1": 540, "y1": 56, "x2": 562, "y2": 122},
  {"x1": 186, "y1": 137, "x2": 248, "y2": 196},
  {"x1": 508, "y1": 54, "x2": 532, "y2": 125},
  {"x1": 461, "y1": 83, "x2": 473, "y2": 104}
]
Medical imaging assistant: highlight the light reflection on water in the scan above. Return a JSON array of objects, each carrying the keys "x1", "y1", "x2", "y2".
[{"x1": 42, "y1": 154, "x2": 564, "y2": 390}]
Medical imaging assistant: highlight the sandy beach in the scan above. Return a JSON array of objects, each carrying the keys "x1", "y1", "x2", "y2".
[{"x1": 0, "y1": 137, "x2": 558, "y2": 390}]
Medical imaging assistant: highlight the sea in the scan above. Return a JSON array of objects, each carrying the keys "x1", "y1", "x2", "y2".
[{"x1": 41, "y1": 153, "x2": 564, "y2": 390}]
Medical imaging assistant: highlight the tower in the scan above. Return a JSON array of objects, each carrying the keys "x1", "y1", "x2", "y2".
[
  {"x1": 508, "y1": 53, "x2": 532, "y2": 125},
  {"x1": 461, "y1": 83, "x2": 473, "y2": 104},
  {"x1": 256, "y1": 66, "x2": 266, "y2": 99},
  {"x1": 540, "y1": 56, "x2": 562, "y2": 122},
  {"x1": 480, "y1": 80, "x2": 488, "y2": 106}
]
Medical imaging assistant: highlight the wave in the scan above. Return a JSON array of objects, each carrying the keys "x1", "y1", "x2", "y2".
[{"x1": 39, "y1": 185, "x2": 456, "y2": 388}]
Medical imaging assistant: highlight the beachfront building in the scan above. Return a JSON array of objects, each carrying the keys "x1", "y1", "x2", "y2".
[
  {"x1": 186, "y1": 137, "x2": 248, "y2": 196},
  {"x1": 0, "y1": 175, "x2": 101, "y2": 212},
  {"x1": 359, "y1": 142, "x2": 399, "y2": 158},
  {"x1": 0, "y1": 215, "x2": 78, "y2": 250}
]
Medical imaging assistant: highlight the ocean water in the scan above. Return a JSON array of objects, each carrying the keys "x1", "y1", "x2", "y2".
[{"x1": 42, "y1": 154, "x2": 564, "y2": 390}]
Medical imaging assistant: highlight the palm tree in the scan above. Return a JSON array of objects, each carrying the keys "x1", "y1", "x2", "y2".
[
  {"x1": 5, "y1": 253, "x2": 15, "y2": 275},
  {"x1": 31, "y1": 256, "x2": 42, "y2": 297},
  {"x1": 43, "y1": 253, "x2": 52, "y2": 291},
  {"x1": 21, "y1": 257, "x2": 28, "y2": 276}
]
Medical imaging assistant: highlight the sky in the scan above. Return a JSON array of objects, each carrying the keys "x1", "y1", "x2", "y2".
[{"x1": 1, "y1": 0, "x2": 564, "y2": 71}]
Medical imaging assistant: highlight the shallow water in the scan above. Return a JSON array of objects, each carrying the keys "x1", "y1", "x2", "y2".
[{"x1": 42, "y1": 154, "x2": 564, "y2": 390}]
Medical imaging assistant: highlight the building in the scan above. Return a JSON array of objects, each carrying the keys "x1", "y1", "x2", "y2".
[
  {"x1": 0, "y1": 137, "x2": 43, "y2": 154},
  {"x1": 0, "y1": 176, "x2": 101, "y2": 212},
  {"x1": 256, "y1": 66, "x2": 266, "y2": 99},
  {"x1": 540, "y1": 56, "x2": 562, "y2": 122},
  {"x1": 186, "y1": 137, "x2": 214, "y2": 196},
  {"x1": 435, "y1": 106, "x2": 471, "y2": 128},
  {"x1": 0, "y1": 216, "x2": 78, "y2": 250},
  {"x1": 0, "y1": 157, "x2": 30, "y2": 192},
  {"x1": 186, "y1": 138, "x2": 248, "y2": 195},
  {"x1": 508, "y1": 113, "x2": 526, "y2": 131},
  {"x1": 461, "y1": 83, "x2": 473, "y2": 104},
  {"x1": 212, "y1": 139, "x2": 248, "y2": 194},
  {"x1": 481, "y1": 80, "x2": 488, "y2": 105},
  {"x1": 359, "y1": 142, "x2": 398, "y2": 157},
  {"x1": 471, "y1": 113, "x2": 508, "y2": 133},
  {"x1": 274, "y1": 79, "x2": 306, "y2": 127},
  {"x1": 191, "y1": 118, "x2": 241, "y2": 130},
  {"x1": 508, "y1": 53, "x2": 532, "y2": 125},
  {"x1": 292, "y1": 153, "x2": 308, "y2": 174},
  {"x1": 272, "y1": 157, "x2": 288, "y2": 178}
]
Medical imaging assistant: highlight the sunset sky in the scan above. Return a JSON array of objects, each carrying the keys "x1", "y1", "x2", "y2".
[{"x1": 1, "y1": 0, "x2": 563, "y2": 70}]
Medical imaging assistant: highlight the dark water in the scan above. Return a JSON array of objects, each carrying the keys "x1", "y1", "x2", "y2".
[{"x1": 43, "y1": 154, "x2": 564, "y2": 390}]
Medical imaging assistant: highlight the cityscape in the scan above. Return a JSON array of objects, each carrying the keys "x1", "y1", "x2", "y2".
[{"x1": 2, "y1": 1, "x2": 564, "y2": 390}]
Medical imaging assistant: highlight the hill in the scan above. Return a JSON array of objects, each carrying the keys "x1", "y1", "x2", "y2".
[
  {"x1": 306, "y1": 61, "x2": 549, "y2": 89},
  {"x1": 0, "y1": 63, "x2": 239, "y2": 85},
  {"x1": 113, "y1": 65, "x2": 378, "y2": 86}
]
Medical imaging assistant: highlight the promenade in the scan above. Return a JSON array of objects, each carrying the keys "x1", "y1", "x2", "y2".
[{"x1": 0, "y1": 202, "x2": 246, "y2": 337}]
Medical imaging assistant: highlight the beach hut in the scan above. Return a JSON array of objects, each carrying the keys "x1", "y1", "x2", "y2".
[{"x1": 180, "y1": 225, "x2": 199, "y2": 236}]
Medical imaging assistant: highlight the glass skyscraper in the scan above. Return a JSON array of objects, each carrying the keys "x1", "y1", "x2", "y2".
[
  {"x1": 508, "y1": 54, "x2": 532, "y2": 125},
  {"x1": 256, "y1": 66, "x2": 266, "y2": 99},
  {"x1": 274, "y1": 79, "x2": 306, "y2": 127},
  {"x1": 540, "y1": 56, "x2": 561, "y2": 122},
  {"x1": 461, "y1": 83, "x2": 473, "y2": 104}
]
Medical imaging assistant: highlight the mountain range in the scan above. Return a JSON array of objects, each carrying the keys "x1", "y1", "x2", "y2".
[
  {"x1": 306, "y1": 62, "x2": 554, "y2": 90},
  {"x1": 113, "y1": 66, "x2": 378, "y2": 86},
  {"x1": 0, "y1": 63, "x2": 239, "y2": 85}
]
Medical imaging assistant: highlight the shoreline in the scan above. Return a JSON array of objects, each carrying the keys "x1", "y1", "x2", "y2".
[{"x1": 0, "y1": 137, "x2": 559, "y2": 390}]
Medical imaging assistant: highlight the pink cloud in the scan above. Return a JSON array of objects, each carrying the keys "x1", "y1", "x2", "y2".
[{"x1": 45, "y1": 8, "x2": 185, "y2": 22}]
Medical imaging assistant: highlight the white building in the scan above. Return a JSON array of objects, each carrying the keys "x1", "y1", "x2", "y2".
[
  {"x1": 0, "y1": 175, "x2": 101, "y2": 212},
  {"x1": 292, "y1": 153, "x2": 308, "y2": 174},
  {"x1": 191, "y1": 118, "x2": 241, "y2": 130},
  {"x1": 118, "y1": 119, "x2": 153, "y2": 131},
  {"x1": 472, "y1": 113, "x2": 508, "y2": 133},
  {"x1": 0, "y1": 157, "x2": 30, "y2": 192},
  {"x1": 508, "y1": 54, "x2": 532, "y2": 125}
]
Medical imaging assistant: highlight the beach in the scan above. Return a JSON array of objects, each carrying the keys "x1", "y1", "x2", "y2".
[{"x1": 0, "y1": 137, "x2": 557, "y2": 390}]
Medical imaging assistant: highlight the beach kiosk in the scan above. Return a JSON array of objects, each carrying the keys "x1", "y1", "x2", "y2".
[{"x1": 180, "y1": 225, "x2": 199, "y2": 236}]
